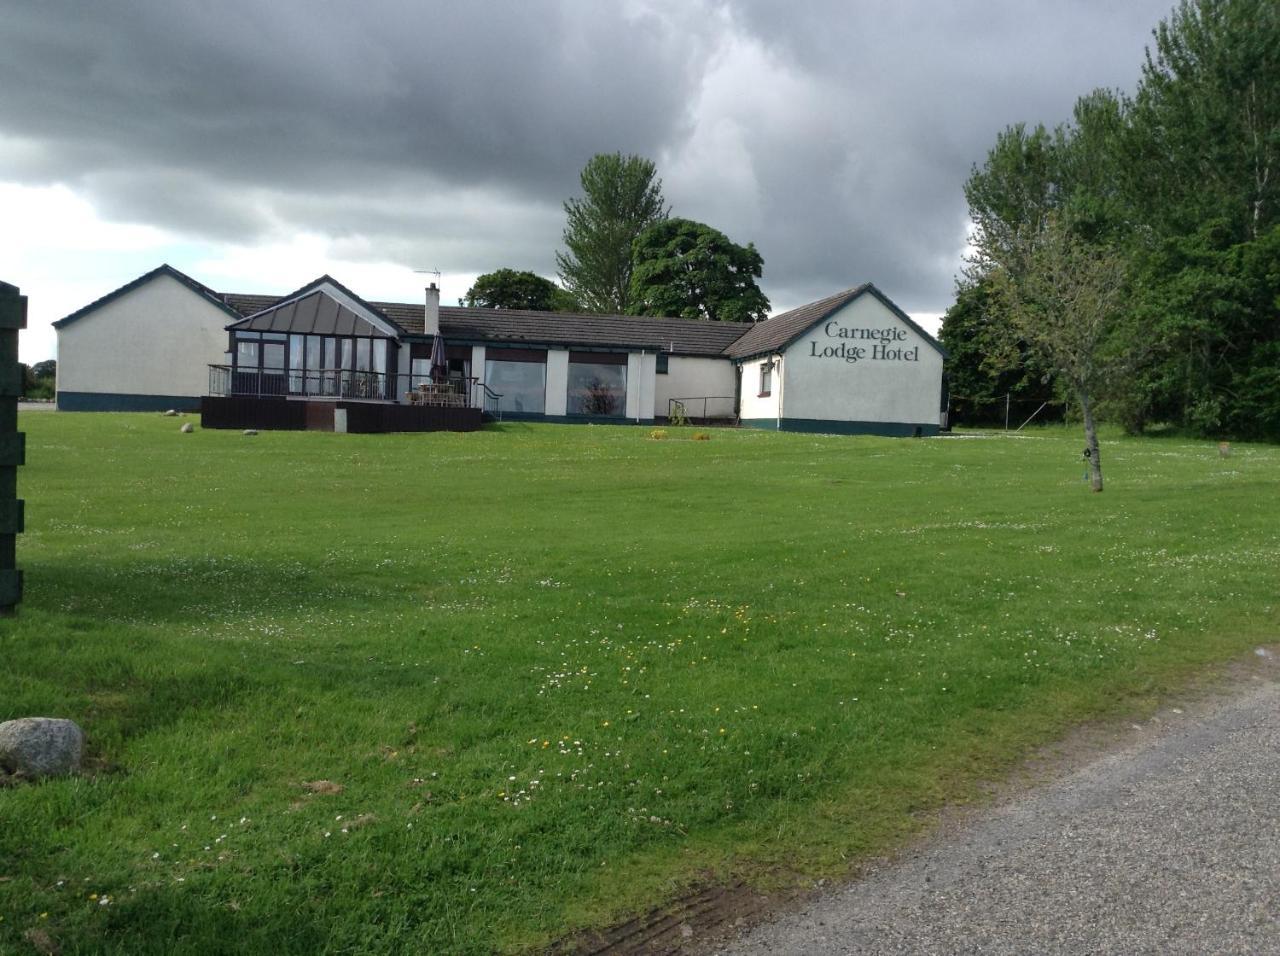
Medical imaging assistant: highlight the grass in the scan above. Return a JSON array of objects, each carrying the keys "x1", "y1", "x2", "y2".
[{"x1": 1, "y1": 414, "x2": 1277, "y2": 954}]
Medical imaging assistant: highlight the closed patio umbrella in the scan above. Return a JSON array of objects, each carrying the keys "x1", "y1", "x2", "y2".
[{"x1": 429, "y1": 333, "x2": 448, "y2": 382}]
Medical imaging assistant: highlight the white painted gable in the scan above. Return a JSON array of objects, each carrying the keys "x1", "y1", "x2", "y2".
[{"x1": 780, "y1": 293, "x2": 944, "y2": 426}]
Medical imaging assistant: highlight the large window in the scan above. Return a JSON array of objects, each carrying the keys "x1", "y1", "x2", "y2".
[
  {"x1": 485, "y1": 350, "x2": 546, "y2": 414},
  {"x1": 233, "y1": 331, "x2": 393, "y2": 399},
  {"x1": 289, "y1": 334, "x2": 304, "y2": 391},
  {"x1": 567, "y1": 352, "x2": 627, "y2": 417}
]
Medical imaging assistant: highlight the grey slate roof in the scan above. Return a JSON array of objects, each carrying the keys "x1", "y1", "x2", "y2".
[
  {"x1": 724, "y1": 283, "x2": 946, "y2": 360},
  {"x1": 222, "y1": 293, "x2": 279, "y2": 316},
  {"x1": 58, "y1": 265, "x2": 941, "y2": 363},
  {"x1": 224, "y1": 292, "x2": 748, "y2": 356},
  {"x1": 436, "y1": 307, "x2": 746, "y2": 356}
]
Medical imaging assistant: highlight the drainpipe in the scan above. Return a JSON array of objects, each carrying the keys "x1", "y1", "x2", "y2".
[{"x1": 775, "y1": 355, "x2": 783, "y2": 430}]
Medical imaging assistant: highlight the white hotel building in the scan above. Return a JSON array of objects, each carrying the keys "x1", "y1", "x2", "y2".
[{"x1": 53, "y1": 265, "x2": 946, "y2": 436}]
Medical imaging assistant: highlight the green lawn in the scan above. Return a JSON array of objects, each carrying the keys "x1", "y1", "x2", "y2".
[{"x1": 2, "y1": 414, "x2": 1276, "y2": 954}]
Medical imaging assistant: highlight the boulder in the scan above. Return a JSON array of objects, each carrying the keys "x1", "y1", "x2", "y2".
[
  {"x1": 243, "y1": 429, "x2": 258, "y2": 436},
  {"x1": 0, "y1": 717, "x2": 84, "y2": 777},
  {"x1": 163, "y1": 409, "x2": 179, "y2": 417},
  {"x1": 180, "y1": 422, "x2": 194, "y2": 433}
]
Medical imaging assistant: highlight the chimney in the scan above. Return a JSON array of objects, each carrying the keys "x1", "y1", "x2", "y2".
[{"x1": 424, "y1": 282, "x2": 440, "y2": 336}]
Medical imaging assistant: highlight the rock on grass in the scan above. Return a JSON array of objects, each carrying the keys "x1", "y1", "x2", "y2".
[{"x1": 0, "y1": 717, "x2": 84, "y2": 777}]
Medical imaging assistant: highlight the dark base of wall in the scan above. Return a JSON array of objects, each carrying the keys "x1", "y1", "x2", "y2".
[
  {"x1": 340, "y1": 401, "x2": 481, "y2": 433},
  {"x1": 57, "y1": 391, "x2": 202, "y2": 412},
  {"x1": 739, "y1": 418, "x2": 940, "y2": 437},
  {"x1": 499, "y1": 412, "x2": 656, "y2": 426},
  {"x1": 201, "y1": 396, "x2": 481, "y2": 433}
]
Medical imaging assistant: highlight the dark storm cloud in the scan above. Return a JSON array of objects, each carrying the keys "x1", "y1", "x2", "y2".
[
  {"x1": 0, "y1": 0, "x2": 1175, "y2": 312},
  {"x1": 667, "y1": 0, "x2": 1176, "y2": 313}
]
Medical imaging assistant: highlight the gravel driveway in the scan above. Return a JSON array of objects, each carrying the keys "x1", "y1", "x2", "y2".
[{"x1": 721, "y1": 660, "x2": 1280, "y2": 955}]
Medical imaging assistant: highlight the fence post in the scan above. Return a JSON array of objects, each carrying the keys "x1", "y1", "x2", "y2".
[{"x1": 0, "y1": 280, "x2": 26, "y2": 615}]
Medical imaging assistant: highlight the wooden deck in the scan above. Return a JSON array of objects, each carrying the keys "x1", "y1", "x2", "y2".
[{"x1": 201, "y1": 396, "x2": 482, "y2": 433}]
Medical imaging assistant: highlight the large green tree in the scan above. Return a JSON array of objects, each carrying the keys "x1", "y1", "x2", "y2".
[
  {"x1": 957, "y1": 0, "x2": 1280, "y2": 441},
  {"x1": 556, "y1": 153, "x2": 668, "y2": 314},
  {"x1": 462, "y1": 269, "x2": 577, "y2": 311},
  {"x1": 939, "y1": 279, "x2": 1059, "y2": 427},
  {"x1": 627, "y1": 218, "x2": 770, "y2": 322},
  {"x1": 1131, "y1": 0, "x2": 1280, "y2": 241}
]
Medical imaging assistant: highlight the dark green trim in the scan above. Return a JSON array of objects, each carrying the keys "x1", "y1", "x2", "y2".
[
  {"x1": 53, "y1": 264, "x2": 243, "y2": 329},
  {"x1": 424, "y1": 337, "x2": 675, "y2": 356},
  {"x1": 57, "y1": 392, "x2": 203, "y2": 412},
  {"x1": 741, "y1": 417, "x2": 939, "y2": 437},
  {"x1": 498, "y1": 411, "x2": 654, "y2": 426}
]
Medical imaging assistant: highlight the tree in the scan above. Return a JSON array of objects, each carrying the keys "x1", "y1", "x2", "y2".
[
  {"x1": 19, "y1": 360, "x2": 55, "y2": 400},
  {"x1": 963, "y1": 123, "x2": 1063, "y2": 283},
  {"x1": 1131, "y1": 0, "x2": 1280, "y2": 242},
  {"x1": 627, "y1": 218, "x2": 770, "y2": 322},
  {"x1": 556, "y1": 153, "x2": 668, "y2": 314},
  {"x1": 939, "y1": 278, "x2": 1059, "y2": 427},
  {"x1": 990, "y1": 216, "x2": 1129, "y2": 491},
  {"x1": 956, "y1": 0, "x2": 1280, "y2": 441},
  {"x1": 462, "y1": 270, "x2": 577, "y2": 311}
]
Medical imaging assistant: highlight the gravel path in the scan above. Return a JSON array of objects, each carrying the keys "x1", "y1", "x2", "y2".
[{"x1": 720, "y1": 666, "x2": 1280, "y2": 956}]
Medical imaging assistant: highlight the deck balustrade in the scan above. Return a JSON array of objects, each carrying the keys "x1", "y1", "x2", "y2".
[{"x1": 208, "y1": 365, "x2": 478, "y2": 407}]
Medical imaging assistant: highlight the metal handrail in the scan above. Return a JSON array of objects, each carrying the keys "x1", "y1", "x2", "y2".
[
  {"x1": 208, "y1": 366, "x2": 477, "y2": 406},
  {"x1": 667, "y1": 396, "x2": 736, "y2": 422},
  {"x1": 477, "y1": 383, "x2": 504, "y2": 421}
]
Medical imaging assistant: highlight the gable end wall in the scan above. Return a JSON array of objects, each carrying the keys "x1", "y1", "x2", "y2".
[
  {"x1": 57, "y1": 273, "x2": 232, "y2": 400},
  {"x1": 780, "y1": 294, "x2": 943, "y2": 426}
]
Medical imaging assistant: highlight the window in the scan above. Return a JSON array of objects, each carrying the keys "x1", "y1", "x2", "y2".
[
  {"x1": 759, "y1": 361, "x2": 773, "y2": 397},
  {"x1": 656, "y1": 353, "x2": 669, "y2": 374},
  {"x1": 236, "y1": 340, "x2": 259, "y2": 370},
  {"x1": 485, "y1": 358, "x2": 546, "y2": 414},
  {"x1": 305, "y1": 336, "x2": 321, "y2": 394},
  {"x1": 289, "y1": 335, "x2": 304, "y2": 391},
  {"x1": 322, "y1": 337, "x2": 339, "y2": 395},
  {"x1": 567, "y1": 352, "x2": 627, "y2": 417},
  {"x1": 411, "y1": 358, "x2": 431, "y2": 389}
]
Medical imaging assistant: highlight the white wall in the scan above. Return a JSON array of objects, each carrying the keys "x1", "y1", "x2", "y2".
[
  {"x1": 57, "y1": 273, "x2": 231, "y2": 397},
  {"x1": 737, "y1": 353, "x2": 782, "y2": 423},
  {"x1": 780, "y1": 294, "x2": 943, "y2": 425},
  {"x1": 654, "y1": 356, "x2": 737, "y2": 419},
  {"x1": 545, "y1": 349, "x2": 569, "y2": 417},
  {"x1": 395, "y1": 341, "x2": 412, "y2": 403},
  {"x1": 625, "y1": 352, "x2": 657, "y2": 421},
  {"x1": 469, "y1": 345, "x2": 486, "y2": 408}
]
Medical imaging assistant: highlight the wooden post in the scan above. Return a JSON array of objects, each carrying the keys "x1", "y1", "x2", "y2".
[{"x1": 0, "y1": 280, "x2": 25, "y2": 614}]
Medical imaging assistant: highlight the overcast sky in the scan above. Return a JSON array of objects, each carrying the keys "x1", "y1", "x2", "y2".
[{"x1": 2, "y1": 0, "x2": 1177, "y2": 362}]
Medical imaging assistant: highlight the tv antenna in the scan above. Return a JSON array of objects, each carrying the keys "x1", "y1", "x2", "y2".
[{"x1": 414, "y1": 268, "x2": 442, "y2": 283}]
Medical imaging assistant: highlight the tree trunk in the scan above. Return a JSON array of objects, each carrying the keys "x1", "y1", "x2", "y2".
[{"x1": 1079, "y1": 388, "x2": 1103, "y2": 492}]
